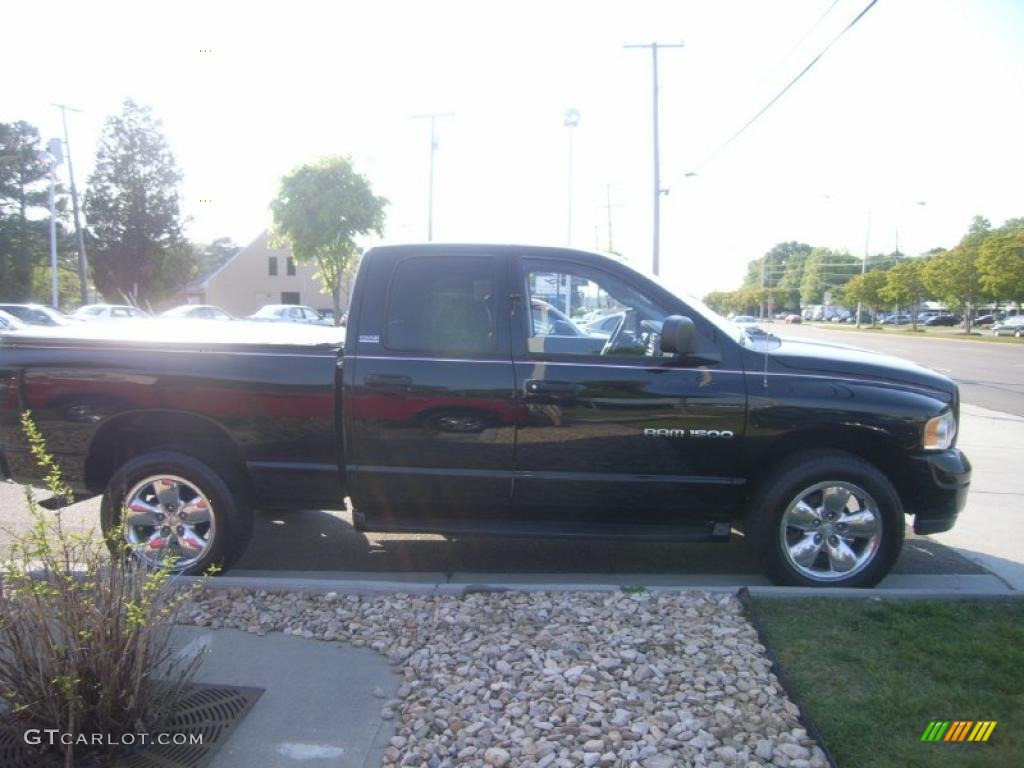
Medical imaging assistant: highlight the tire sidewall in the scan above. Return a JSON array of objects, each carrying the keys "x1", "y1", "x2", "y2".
[
  {"x1": 101, "y1": 450, "x2": 251, "y2": 575},
  {"x1": 749, "y1": 452, "x2": 905, "y2": 588}
]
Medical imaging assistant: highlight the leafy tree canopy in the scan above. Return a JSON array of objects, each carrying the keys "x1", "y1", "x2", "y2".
[
  {"x1": 84, "y1": 99, "x2": 193, "y2": 306},
  {"x1": 270, "y1": 156, "x2": 387, "y2": 324}
]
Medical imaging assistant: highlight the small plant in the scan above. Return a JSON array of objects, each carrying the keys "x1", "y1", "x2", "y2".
[
  {"x1": 0, "y1": 412, "x2": 211, "y2": 767},
  {"x1": 620, "y1": 584, "x2": 647, "y2": 594}
]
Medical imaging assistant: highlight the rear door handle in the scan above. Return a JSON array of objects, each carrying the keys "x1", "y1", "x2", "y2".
[
  {"x1": 365, "y1": 374, "x2": 412, "y2": 393},
  {"x1": 524, "y1": 379, "x2": 584, "y2": 396}
]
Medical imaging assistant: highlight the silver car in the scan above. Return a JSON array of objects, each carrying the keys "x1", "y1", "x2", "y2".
[
  {"x1": 992, "y1": 316, "x2": 1024, "y2": 338},
  {"x1": 247, "y1": 304, "x2": 332, "y2": 325}
]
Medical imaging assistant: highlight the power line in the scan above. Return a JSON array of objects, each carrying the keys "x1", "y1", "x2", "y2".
[{"x1": 693, "y1": 0, "x2": 879, "y2": 172}]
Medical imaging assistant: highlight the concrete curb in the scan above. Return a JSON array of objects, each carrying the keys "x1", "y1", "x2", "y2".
[{"x1": 179, "y1": 572, "x2": 1019, "y2": 599}]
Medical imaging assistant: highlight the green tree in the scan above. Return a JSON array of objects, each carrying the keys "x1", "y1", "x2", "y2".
[
  {"x1": 840, "y1": 269, "x2": 888, "y2": 324},
  {"x1": 270, "y1": 156, "x2": 387, "y2": 324},
  {"x1": 800, "y1": 248, "x2": 860, "y2": 305},
  {"x1": 880, "y1": 258, "x2": 928, "y2": 329},
  {"x1": 194, "y1": 236, "x2": 241, "y2": 278},
  {"x1": 84, "y1": 99, "x2": 194, "y2": 306},
  {"x1": 0, "y1": 121, "x2": 55, "y2": 301},
  {"x1": 741, "y1": 241, "x2": 812, "y2": 312},
  {"x1": 922, "y1": 244, "x2": 989, "y2": 333},
  {"x1": 978, "y1": 218, "x2": 1024, "y2": 310}
]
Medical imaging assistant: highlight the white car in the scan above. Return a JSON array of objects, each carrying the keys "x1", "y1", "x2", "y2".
[
  {"x1": 161, "y1": 304, "x2": 234, "y2": 321},
  {"x1": 71, "y1": 304, "x2": 149, "y2": 321},
  {"x1": 247, "y1": 304, "x2": 332, "y2": 325},
  {"x1": 992, "y1": 316, "x2": 1024, "y2": 338},
  {"x1": 0, "y1": 309, "x2": 27, "y2": 331}
]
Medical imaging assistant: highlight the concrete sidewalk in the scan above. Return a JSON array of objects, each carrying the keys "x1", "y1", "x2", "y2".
[{"x1": 173, "y1": 625, "x2": 399, "y2": 768}]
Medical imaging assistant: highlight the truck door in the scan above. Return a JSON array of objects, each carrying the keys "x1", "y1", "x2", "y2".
[
  {"x1": 511, "y1": 255, "x2": 747, "y2": 521},
  {"x1": 344, "y1": 251, "x2": 516, "y2": 520}
]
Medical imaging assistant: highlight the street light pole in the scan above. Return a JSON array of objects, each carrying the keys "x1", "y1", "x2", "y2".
[
  {"x1": 563, "y1": 109, "x2": 580, "y2": 246},
  {"x1": 52, "y1": 103, "x2": 88, "y2": 305},
  {"x1": 624, "y1": 42, "x2": 683, "y2": 276},
  {"x1": 412, "y1": 112, "x2": 454, "y2": 242}
]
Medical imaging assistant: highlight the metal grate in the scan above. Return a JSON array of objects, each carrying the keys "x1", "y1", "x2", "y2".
[{"x1": 0, "y1": 683, "x2": 263, "y2": 768}]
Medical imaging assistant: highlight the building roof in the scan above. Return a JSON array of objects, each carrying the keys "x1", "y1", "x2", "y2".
[{"x1": 185, "y1": 231, "x2": 284, "y2": 292}]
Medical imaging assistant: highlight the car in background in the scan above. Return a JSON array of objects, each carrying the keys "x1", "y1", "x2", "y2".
[
  {"x1": 972, "y1": 314, "x2": 996, "y2": 326},
  {"x1": 161, "y1": 304, "x2": 234, "y2": 320},
  {"x1": 992, "y1": 316, "x2": 1024, "y2": 337},
  {"x1": 583, "y1": 312, "x2": 625, "y2": 338},
  {"x1": 246, "y1": 304, "x2": 332, "y2": 325},
  {"x1": 0, "y1": 309, "x2": 27, "y2": 331},
  {"x1": 783, "y1": 314, "x2": 802, "y2": 324},
  {"x1": 530, "y1": 299, "x2": 588, "y2": 336},
  {"x1": 0, "y1": 303, "x2": 73, "y2": 326},
  {"x1": 71, "y1": 304, "x2": 149, "y2": 321},
  {"x1": 880, "y1": 313, "x2": 912, "y2": 325},
  {"x1": 732, "y1": 315, "x2": 759, "y2": 327},
  {"x1": 924, "y1": 313, "x2": 960, "y2": 326}
]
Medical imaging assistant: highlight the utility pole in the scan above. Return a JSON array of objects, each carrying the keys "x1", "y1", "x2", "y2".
[
  {"x1": 52, "y1": 103, "x2": 89, "y2": 305},
  {"x1": 563, "y1": 109, "x2": 580, "y2": 246},
  {"x1": 411, "y1": 112, "x2": 454, "y2": 241},
  {"x1": 624, "y1": 42, "x2": 683, "y2": 276},
  {"x1": 857, "y1": 209, "x2": 872, "y2": 328}
]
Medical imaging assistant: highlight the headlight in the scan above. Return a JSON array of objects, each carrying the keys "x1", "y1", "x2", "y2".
[{"x1": 923, "y1": 411, "x2": 957, "y2": 450}]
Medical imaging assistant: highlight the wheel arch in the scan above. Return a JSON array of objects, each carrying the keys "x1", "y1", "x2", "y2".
[
  {"x1": 742, "y1": 427, "x2": 913, "y2": 524},
  {"x1": 84, "y1": 409, "x2": 249, "y2": 495}
]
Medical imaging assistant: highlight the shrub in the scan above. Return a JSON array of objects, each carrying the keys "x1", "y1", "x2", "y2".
[{"x1": 0, "y1": 412, "x2": 211, "y2": 766}]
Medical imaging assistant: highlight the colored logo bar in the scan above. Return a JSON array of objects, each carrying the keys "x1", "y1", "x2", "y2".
[{"x1": 921, "y1": 721, "x2": 997, "y2": 742}]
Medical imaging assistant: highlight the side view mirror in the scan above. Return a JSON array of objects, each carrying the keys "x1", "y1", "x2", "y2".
[{"x1": 660, "y1": 315, "x2": 696, "y2": 355}]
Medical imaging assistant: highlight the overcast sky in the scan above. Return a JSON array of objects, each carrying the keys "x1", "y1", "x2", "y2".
[{"x1": 4, "y1": 0, "x2": 1022, "y2": 298}]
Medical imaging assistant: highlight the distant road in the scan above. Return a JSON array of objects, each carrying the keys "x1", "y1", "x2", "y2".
[{"x1": 771, "y1": 324, "x2": 1024, "y2": 416}]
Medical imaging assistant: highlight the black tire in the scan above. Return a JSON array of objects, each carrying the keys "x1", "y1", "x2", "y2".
[
  {"x1": 747, "y1": 451, "x2": 904, "y2": 588},
  {"x1": 101, "y1": 450, "x2": 253, "y2": 575}
]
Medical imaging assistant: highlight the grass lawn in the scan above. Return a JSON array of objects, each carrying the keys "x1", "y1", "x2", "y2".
[
  {"x1": 802, "y1": 322, "x2": 1023, "y2": 343},
  {"x1": 749, "y1": 598, "x2": 1024, "y2": 768}
]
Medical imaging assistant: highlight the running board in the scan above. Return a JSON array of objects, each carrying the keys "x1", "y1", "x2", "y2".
[{"x1": 357, "y1": 515, "x2": 732, "y2": 542}]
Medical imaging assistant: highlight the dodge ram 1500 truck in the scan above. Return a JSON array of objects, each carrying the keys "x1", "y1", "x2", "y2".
[{"x1": 0, "y1": 244, "x2": 971, "y2": 587}]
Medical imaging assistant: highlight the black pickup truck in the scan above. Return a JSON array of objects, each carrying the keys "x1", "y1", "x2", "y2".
[{"x1": 0, "y1": 244, "x2": 970, "y2": 587}]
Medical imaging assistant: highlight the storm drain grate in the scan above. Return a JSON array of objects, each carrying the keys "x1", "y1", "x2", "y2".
[{"x1": 0, "y1": 683, "x2": 263, "y2": 768}]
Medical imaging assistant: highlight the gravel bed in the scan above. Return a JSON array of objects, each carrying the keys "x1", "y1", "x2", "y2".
[{"x1": 181, "y1": 589, "x2": 827, "y2": 768}]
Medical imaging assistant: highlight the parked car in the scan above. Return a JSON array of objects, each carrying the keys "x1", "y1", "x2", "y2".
[
  {"x1": 0, "y1": 303, "x2": 73, "y2": 327},
  {"x1": 923, "y1": 313, "x2": 960, "y2": 327},
  {"x1": 732, "y1": 315, "x2": 761, "y2": 328},
  {"x1": 161, "y1": 304, "x2": 234, "y2": 321},
  {"x1": 971, "y1": 314, "x2": 996, "y2": 326},
  {"x1": 783, "y1": 314, "x2": 802, "y2": 324},
  {"x1": 880, "y1": 313, "x2": 912, "y2": 325},
  {"x1": 71, "y1": 304, "x2": 149, "y2": 321},
  {"x1": 584, "y1": 312, "x2": 625, "y2": 338},
  {"x1": 247, "y1": 304, "x2": 332, "y2": 325},
  {"x1": 0, "y1": 243, "x2": 970, "y2": 588},
  {"x1": 991, "y1": 316, "x2": 1024, "y2": 337},
  {"x1": 0, "y1": 309, "x2": 27, "y2": 332}
]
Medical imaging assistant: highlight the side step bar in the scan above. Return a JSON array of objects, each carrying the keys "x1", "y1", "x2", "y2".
[{"x1": 355, "y1": 513, "x2": 732, "y2": 542}]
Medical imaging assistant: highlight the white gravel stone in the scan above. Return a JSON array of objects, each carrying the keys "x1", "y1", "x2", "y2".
[{"x1": 180, "y1": 589, "x2": 821, "y2": 768}]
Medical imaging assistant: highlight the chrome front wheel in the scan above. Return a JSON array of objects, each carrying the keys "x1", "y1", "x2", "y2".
[
  {"x1": 122, "y1": 474, "x2": 216, "y2": 569},
  {"x1": 779, "y1": 481, "x2": 882, "y2": 582}
]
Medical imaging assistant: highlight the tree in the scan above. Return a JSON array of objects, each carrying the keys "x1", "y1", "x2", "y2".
[
  {"x1": 840, "y1": 269, "x2": 888, "y2": 323},
  {"x1": 978, "y1": 218, "x2": 1024, "y2": 310},
  {"x1": 84, "y1": 100, "x2": 194, "y2": 306},
  {"x1": 270, "y1": 156, "x2": 387, "y2": 324},
  {"x1": 194, "y1": 237, "x2": 241, "y2": 278},
  {"x1": 0, "y1": 121, "x2": 54, "y2": 301},
  {"x1": 880, "y1": 258, "x2": 928, "y2": 329},
  {"x1": 799, "y1": 248, "x2": 860, "y2": 305},
  {"x1": 741, "y1": 242, "x2": 812, "y2": 312},
  {"x1": 922, "y1": 247, "x2": 988, "y2": 333}
]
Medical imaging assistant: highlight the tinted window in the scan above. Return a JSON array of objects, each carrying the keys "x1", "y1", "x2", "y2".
[
  {"x1": 269, "y1": 256, "x2": 278, "y2": 276},
  {"x1": 385, "y1": 256, "x2": 498, "y2": 356}
]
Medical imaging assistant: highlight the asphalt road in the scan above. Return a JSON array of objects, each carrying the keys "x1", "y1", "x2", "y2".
[
  {"x1": 771, "y1": 323, "x2": 1024, "y2": 416},
  {"x1": 0, "y1": 479, "x2": 985, "y2": 578}
]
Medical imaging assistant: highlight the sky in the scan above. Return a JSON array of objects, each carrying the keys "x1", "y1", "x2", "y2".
[{"x1": 3, "y1": 0, "x2": 1023, "y2": 298}]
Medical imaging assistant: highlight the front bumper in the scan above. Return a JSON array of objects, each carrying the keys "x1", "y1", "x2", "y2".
[{"x1": 906, "y1": 448, "x2": 971, "y2": 534}]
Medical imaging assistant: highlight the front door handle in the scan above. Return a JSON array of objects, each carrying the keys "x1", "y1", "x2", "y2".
[
  {"x1": 524, "y1": 379, "x2": 584, "y2": 397},
  {"x1": 365, "y1": 374, "x2": 412, "y2": 393}
]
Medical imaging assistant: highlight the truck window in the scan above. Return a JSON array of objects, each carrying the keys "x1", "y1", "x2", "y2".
[
  {"x1": 521, "y1": 261, "x2": 669, "y2": 357},
  {"x1": 385, "y1": 256, "x2": 498, "y2": 356}
]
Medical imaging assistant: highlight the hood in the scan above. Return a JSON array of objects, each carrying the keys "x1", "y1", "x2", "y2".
[{"x1": 749, "y1": 335, "x2": 956, "y2": 397}]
